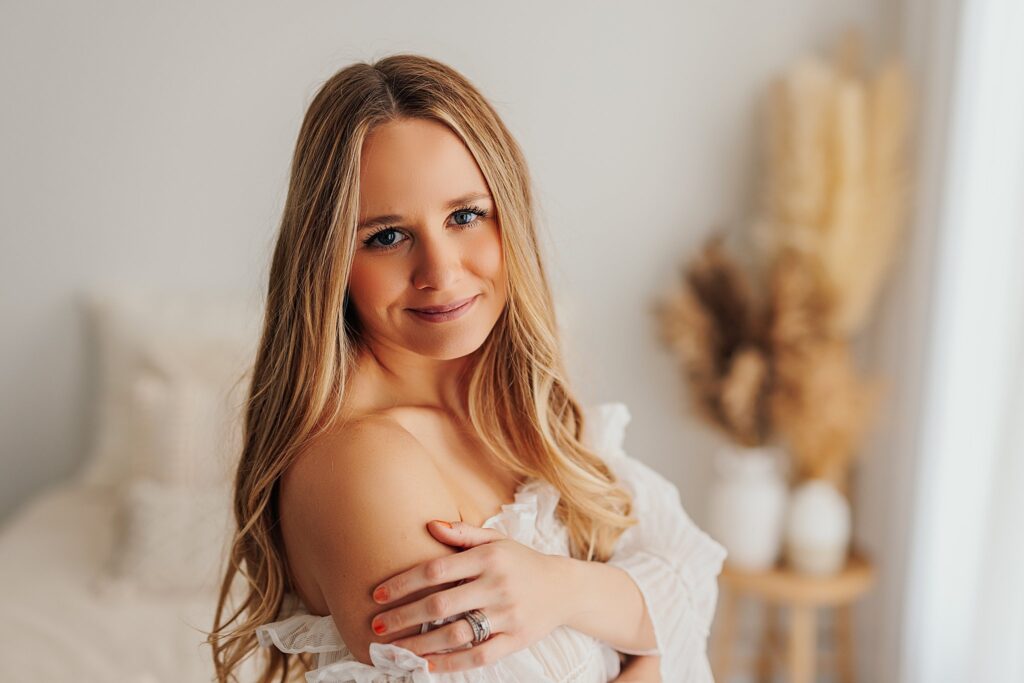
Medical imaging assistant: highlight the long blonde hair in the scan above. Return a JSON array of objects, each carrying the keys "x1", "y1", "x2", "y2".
[{"x1": 207, "y1": 53, "x2": 637, "y2": 683}]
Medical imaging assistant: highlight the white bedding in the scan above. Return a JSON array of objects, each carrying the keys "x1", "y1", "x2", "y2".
[{"x1": 0, "y1": 479, "x2": 253, "y2": 683}]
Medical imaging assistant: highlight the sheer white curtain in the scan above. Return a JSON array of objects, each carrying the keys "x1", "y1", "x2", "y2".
[{"x1": 899, "y1": 0, "x2": 1024, "y2": 681}]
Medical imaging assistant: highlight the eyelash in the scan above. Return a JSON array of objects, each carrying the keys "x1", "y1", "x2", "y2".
[{"x1": 361, "y1": 205, "x2": 490, "y2": 252}]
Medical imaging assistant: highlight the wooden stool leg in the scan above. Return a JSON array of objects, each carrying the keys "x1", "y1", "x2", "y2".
[
  {"x1": 788, "y1": 605, "x2": 817, "y2": 683},
  {"x1": 835, "y1": 605, "x2": 855, "y2": 683},
  {"x1": 757, "y1": 604, "x2": 778, "y2": 683},
  {"x1": 712, "y1": 587, "x2": 738, "y2": 682}
]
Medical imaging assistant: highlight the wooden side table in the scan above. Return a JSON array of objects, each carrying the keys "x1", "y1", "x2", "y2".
[{"x1": 710, "y1": 550, "x2": 876, "y2": 683}]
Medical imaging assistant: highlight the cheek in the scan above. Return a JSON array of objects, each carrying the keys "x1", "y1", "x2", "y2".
[
  {"x1": 348, "y1": 257, "x2": 406, "y2": 311},
  {"x1": 470, "y1": 226, "x2": 505, "y2": 282}
]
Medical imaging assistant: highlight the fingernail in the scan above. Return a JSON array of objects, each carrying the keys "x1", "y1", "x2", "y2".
[
  {"x1": 373, "y1": 586, "x2": 389, "y2": 603},
  {"x1": 431, "y1": 519, "x2": 453, "y2": 528},
  {"x1": 428, "y1": 660, "x2": 436, "y2": 671},
  {"x1": 372, "y1": 618, "x2": 386, "y2": 635}
]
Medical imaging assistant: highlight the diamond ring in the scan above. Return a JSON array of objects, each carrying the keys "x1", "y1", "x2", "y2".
[{"x1": 462, "y1": 609, "x2": 491, "y2": 644}]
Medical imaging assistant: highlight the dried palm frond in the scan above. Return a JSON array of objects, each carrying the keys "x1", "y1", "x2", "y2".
[
  {"x1": 758, "y1": 29, "x2": 912, "y2": 338},
  {"x1": 755, "y1": 57, "x2": 836, "y2": 261},
  {"x1": 824, "y1": 59, "x2": 913, "y2": 334}
]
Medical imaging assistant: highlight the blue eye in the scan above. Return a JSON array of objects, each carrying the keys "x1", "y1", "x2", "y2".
[
  {"x1": 449, "y1": 205, "x2": 490, "y2": 229},
  {"x1": 361, "y1": 205, "x2": 490, "y2": 252},
  {"x1": 364, "y1": 227, "x2": 407, "y2": 250},
  {"x1": 452, "y1": 209, "x2": 479, "y2": 226}
]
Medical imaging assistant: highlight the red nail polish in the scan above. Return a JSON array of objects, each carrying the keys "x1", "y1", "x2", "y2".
[
  {"x1": 373, "y1": 586, "x2": 389, "y2": 602},
  {"x1": 428, "y1": 659, "x2": 436, "y2": 671},
  {"x1": 372, "y1": 618, "x2": 386, "y2": 634}
]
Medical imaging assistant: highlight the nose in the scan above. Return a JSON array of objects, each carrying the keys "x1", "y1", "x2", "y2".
[{"x1": 410, "y1": 231, "x2": 464, "y2": 292}]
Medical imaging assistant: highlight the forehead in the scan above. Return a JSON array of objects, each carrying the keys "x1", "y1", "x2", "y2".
[{"x1": 358, "y1": 118, "x2": 488, "y2": 212}]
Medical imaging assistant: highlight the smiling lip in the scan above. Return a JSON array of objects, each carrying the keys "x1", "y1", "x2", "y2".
[
  {"x1": 409, "y1": 294, "x2": 477, "y2": 313},
  {"x1": 408, "y1": 295, "x2": 479, "y2": 322}
]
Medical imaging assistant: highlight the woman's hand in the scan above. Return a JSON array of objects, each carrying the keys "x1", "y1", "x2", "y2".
[{"x1": 368, "y1": 519, "x2": 573, "y2": 674}]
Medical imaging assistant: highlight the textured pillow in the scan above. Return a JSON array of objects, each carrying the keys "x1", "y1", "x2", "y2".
[
  {"x1": 123, "y1": 333, "x2": 249, "y2": 486},
  {"x1": 101, "y1": 477, "x2": 233, "y2": 595},
  {"x1": 99, "y1": 365, "x2": 241, "y2": 594},
  {"x1": 79, "y1": 287, "x2": 256, "y2": 595},
  {"x1": 79, "y1": 287, "x2": 259, "y2": 488}
]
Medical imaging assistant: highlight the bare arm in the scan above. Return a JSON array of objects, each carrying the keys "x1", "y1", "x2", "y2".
[
  {"x1": 280, "y1": 416, "x2": 463, "y2": 666},
  {"x1": 556, "y1": 555, "x2": 659, "y2": 653}
]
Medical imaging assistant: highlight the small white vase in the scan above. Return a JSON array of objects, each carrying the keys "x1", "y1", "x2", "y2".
[
  {"x1": 707, "y1": 443, "x2": 788, "y2": 571},
  {"x1": 784, "y1": 479, "x2": 851, "y2": 576}
]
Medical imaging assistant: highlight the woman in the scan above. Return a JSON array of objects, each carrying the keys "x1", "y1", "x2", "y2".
[{"x1": 207, "y1": 53, "x2": 726, "y2": 683}]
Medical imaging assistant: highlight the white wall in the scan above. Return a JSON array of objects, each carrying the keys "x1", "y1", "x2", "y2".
[{"x1": 1, "y1": 0, "x2": 896, "y2": 677}]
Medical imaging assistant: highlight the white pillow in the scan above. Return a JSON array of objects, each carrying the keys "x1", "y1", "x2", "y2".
[
  {"x1": 101, "y1": 477, "x2": 233, "y2": 595},
  {"x1": 81, "y1": 287, "x2": 255, "y2": 595},
  {"x1": 79, "y1": 287, "x2": 260, "y2": 488},
  {"x1": 123, "y1": 335, "x2": 249, "y2": 486},
  {"x1": 100, "y1": 362, "x2": 242, "y2": 594}
]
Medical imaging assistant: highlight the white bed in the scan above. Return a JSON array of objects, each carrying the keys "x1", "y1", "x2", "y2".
[
  {"x1": 0, "y1": 288, "x2": 264, "y2": 683},
  {"x1": 0, "y1": 479, "x2": 236, "y2": 683}
]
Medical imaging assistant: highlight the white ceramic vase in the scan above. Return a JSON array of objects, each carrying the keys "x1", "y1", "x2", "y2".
[
  {"x1": 707, "y1": 443, "x2": 788, "y2": 571},
  {"x1": 784, "y1": 479, "x2": 851, "y2": 576}
]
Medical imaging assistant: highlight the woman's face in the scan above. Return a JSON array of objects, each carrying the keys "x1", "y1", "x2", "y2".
[{"x1": 349, "y1": 117, "x2": 507, "y2": 361}]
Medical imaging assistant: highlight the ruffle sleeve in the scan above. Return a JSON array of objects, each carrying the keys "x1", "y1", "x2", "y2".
[
  {"x1": 586, "y1": 401, "x2": 729, "y2": 683},
  {"x1": 254, "y1": 481, "x2": 617, "y2": 683},
  {"x1": 255, "y1": 578, "x2": 554, "y2": 683},
  {"x1": 254, "y1": 595, "x2": 439, "y2": 682}
]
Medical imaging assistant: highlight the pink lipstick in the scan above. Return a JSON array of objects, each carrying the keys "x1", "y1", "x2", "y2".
[{"x1": 408, "y1": 295, "x2": 479, "y2": 323}]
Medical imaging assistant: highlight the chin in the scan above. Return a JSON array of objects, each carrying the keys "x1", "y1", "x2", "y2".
[
  {"x1": 407, "y1": 330, "x2": 490, "y2": 360},
  {"x1": 403, "y1": 309, "x2": 501, "y2": 360}
]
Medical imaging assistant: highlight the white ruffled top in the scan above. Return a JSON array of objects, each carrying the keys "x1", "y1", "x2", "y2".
[{"x1": 255, "y1": 402, "x2": 728, "y2": 683}]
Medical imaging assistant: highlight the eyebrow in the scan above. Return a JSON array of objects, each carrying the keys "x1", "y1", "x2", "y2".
[{"x1": 357, "y1": 192, "x2": 493, "y2": 231}]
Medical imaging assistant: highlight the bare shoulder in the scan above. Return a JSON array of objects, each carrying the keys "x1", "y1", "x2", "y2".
[
  {"x1": 279, "y1": 413, "x2": 462, "y2": 665},
  {"x1": 285, "y1": 413, "x2": 457, "y2": 515}
]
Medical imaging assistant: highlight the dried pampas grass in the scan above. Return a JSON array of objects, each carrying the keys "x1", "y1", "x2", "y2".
[
  {"x1": 654, "y1": 234, "x2": 772, "y2": 447},
  {"x1": 654, "y1": 28, "x2": 910, "y2": 486},
  {"x1": 767, "y1": 249, "x2": 884, "y2": 486},
  {"x1": 770, "y1": 336, "x2": 884, "y2": 486},
  {"x1": 756, "y1": 29, "x2": 913, "y2": 337}
]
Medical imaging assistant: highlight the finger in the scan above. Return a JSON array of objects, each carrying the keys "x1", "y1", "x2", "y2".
[
  {"x1": 373, "y1": 542, "x2": 496, "y2": 606},
  {"x1": 425, "y1": 632, "x2": 515, "y2": 673},
  {"x1": 390, "y1": 613, "x2": 486, "y2": 656},
  {"x1": 372, "y1": 575, "x2": 491, "y2": 637},
  {"x1": 427, "y1": 519, "x2": 507, "y2": 550}
]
